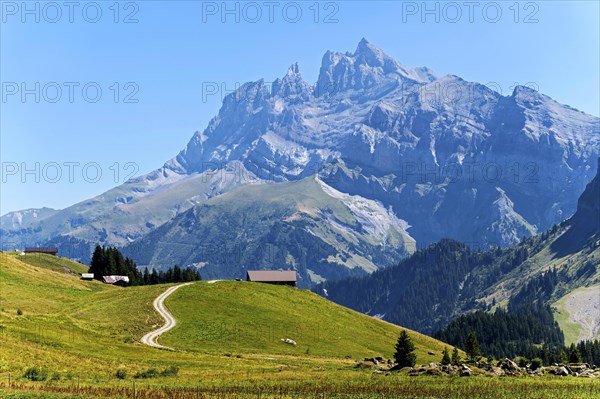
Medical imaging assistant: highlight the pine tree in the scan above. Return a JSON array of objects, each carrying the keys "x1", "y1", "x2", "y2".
[
  {"x1": 568, "y1": 344, "x2": 583, "y2": 363},
  {"x1": 441, "y1": 347, "x2": 451, "y2": 365},
  {"x1": 165, "y1": 267, "x2": 174, "y2": 283},
  {"x1": 173, "y1": 265, "x2": 182, "y2": 283},
  {"x1": 89, "y1": 245, "x2": 104, "y2": 280},
  {"x1": 465, "y1": 331, "x2": 481, "y2": 362},
  {"x1": 124, "y1": 257, "x2": 140, "y2": 285},
  {"x1": 114, "y1": 250, "x2": 127, "y2": 275},
  {"x1": 560, "y1": 349, "x2": 568, "y2": 364},
  {"x1": 451, "y1": 346, "x2": 461, "y2": 365},
  {"x1": 143, "y1": 268, "x2": 150, "y2": 285},
  {"x1": 150, "y1": 269, "x2": 160, "y2": 285},
  {"x1": 106, "y1": 247, "x2": 117, "y2": 275},
  {"x1": 394, "y1": 330, "x2": 417, "y2": 368}
]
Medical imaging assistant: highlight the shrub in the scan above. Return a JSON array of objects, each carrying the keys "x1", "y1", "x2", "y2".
[
  {"x1": 23, "y1": 367, "x2": 47, "y2": 381},
  {"x1": 134, "y1": 366, "x2": 178, "y2": 379},
  {"x1": 50, "y1": 372, "x2": 61, "y2": 381},
  {"x1": 16, "y1": 309, "x2": 23, "y2": 316},
  {"x1": 123, "y1": 335, "x2": 135, "y2": 344},
  {"x1": 451, "y1": 347, "x2": 461, "y2": 365},
  {"x1": 115, "y1": 369, "x2": 127, "y2": 380},
  {"x1": 515, "y1": 357, "x2": 530, "y2": 368},
  {"x1": 160, "y1": 365, "x2": 179, "y2": 377},
  {"x1": 134, "y1": 368, "x2": 159, "y2": 379},
  {"x1": 441, "y1": 347, "x2": 451, "y2": 365}
]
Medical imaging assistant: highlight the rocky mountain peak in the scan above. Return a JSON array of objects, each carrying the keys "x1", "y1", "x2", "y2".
[
  {"x1": 273, "y1": 62, "x2": 312, "y2": 101},
  {"x1": 314, "y1": 38, "x2": 430, "y2": 98},
  {"x1": 353, "y1": 38, "x2": 393, "y2": 69},
  {"x1": 286, "y1": 62, "x2": 301, "y2": 77}
]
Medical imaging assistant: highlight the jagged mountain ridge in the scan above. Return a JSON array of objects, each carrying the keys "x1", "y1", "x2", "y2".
[
  {"x1": 1, "y1": 39, "x2": 598, "y2": 272},
  {"x1": 167, "y1": 38, "x2": 599, "y2": 247}
]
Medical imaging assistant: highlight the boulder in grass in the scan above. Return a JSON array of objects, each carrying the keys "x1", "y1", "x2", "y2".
[
  {"x1": 460, "y1": 364, "x2": 472, "y2": 376},
  {"x1": 280, "y1": 338, "x2": 297, "y2": 346},
  {"x1": 498, "y1": 358, "x2": 521, "y2": 373},
  {"x1": 553, "y1": 366, "x2": 570, "y2": 376},
  {"x1": 460, "y1": 369, "x2": 472, "y2": 377},
  {"x1": 569, "y1": 364, "x2": 590, "y2": 374}
]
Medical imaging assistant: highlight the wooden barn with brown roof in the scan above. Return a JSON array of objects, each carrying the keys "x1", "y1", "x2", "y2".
[
  {"x1": 246, "y1": 270, "x2": 296, "y2": 287},
  {"x1": 24, "y1": 247, "x2": 58, "y2": 256}
]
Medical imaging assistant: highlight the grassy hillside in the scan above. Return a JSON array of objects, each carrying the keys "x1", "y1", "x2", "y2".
[
  {"x1": 2, "y1": 251, "x2": 599, "y2": 398},
  {"x1": 0, "y1": 250, "x2": 444, "y2": 364},
  {"x1": 13, "y1": 252, "x2": 89, "y2": 274},
  {"x1": 162, "y1": 280, "x2": 446, "y2": 359},
  {"x1": 0, "y1": 251, "x2": 446, "y2": 371},
  {"x1": 0, "y1": 251, "x2": 167, "y2": 372}
]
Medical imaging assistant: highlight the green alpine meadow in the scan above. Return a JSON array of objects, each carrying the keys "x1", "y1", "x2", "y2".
[{"x1": 2, "y1": 3, "x2": 599, "y2": 398}]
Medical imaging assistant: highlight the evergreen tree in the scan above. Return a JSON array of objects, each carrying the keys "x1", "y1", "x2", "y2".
[
  {"x1": 165, "y1": 267, "x2": 173, "y2": 284},
  {"x1": 394, "y1": 330, "x2": 417, "y2": 368},
  {"x1": 106, "y1": 247, "x2": 117, "y2": 275},
  {"x1": 451, "y1": 346, "x2": 461, "y2": 365},
  {"x1": 150, "y1": 269, "x2": 160, "y2": 285},
  {"x1": 441, "y1": 347, "x2": 451, "y2": 365},
  {"x1": 173, "y1": 265, "x2": 182, "y2": 283},
  {"x1": 125, "y1": 257, "x2": 140, "y2": 285},
  {"x1": 89, "y1": 245, "x2": 104, "y2": 281},
  {"x1": 182, "y1": 268, "x2": 192, "y2": 282},
  {"x1": 568, "y1": 344, "x2": 583, "y2": 363},
  {"x1": 143, "y1": 268, "x2": 150, "y2": 285},
  {"x1": 465, "y1": 331, "x2": 481, "y2": 362},
  {"x1": 560, "y1": 349, "x2": 568, "y2": 364},
  {"x1": 88, "y1": 244, "x2": 202, "y2": 286},
  {"x1": 114, "y1": 249, "x2": 127, "y2": 275}
]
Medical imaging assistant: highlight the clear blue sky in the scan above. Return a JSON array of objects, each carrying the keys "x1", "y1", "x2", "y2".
[{"x1": 1, "y1": 0, "x2": 599, "y2": 214}]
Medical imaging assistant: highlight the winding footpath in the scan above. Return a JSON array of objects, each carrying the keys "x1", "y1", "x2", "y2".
[{"x1": 140, "y1": 283, "x2": 193, "y2": 349}]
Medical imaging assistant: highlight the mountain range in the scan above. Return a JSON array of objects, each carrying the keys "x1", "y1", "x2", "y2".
[
  {"x1": 2, "y1": 39, "x2": 598, "y2": 286},
  {"x1": 123, "y1": 177, "x2": 415, "y2": 285},
  {"x1": 319, "y1": 159, "x2": 599, "y2": 341}
]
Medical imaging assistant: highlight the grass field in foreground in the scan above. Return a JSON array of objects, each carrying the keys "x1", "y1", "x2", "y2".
[
  {"x1": 1, "y1": 251, "x2": 599, "y2": 398},
  {"x1": 0, "y1": 375, "x2": 599, "y2": 399}
]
